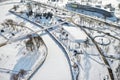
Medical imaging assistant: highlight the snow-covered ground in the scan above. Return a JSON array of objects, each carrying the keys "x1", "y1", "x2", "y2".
[
  {"x1": 0, "y1": 1, "x2": 71, "y2": 80},
  {"x1": 0, "y1": 0, "x2": 120, "y2": 80}
]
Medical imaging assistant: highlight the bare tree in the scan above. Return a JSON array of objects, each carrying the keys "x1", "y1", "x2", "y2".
[{"x1": 116, "y1": 63, "x2": 120, "y2": 80}]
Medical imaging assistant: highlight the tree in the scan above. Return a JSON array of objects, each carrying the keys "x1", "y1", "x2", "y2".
[
  {"x1": 118, "y1": 3, "x2": 120, "y2": 10},
  {"x1": 116, "y1": 63, "x2": 120, "y2": 80},
  {"x1": 12, "y1": 5, "x2": 18, "y2": 11},
  {"x1": 116, "y1": 18, "x2": 120, "y2": 23}
]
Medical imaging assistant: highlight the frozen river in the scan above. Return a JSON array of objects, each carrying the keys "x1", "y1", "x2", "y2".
[{"x1": 31, "y1": 34, "x2": 72, "y2": 80}]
